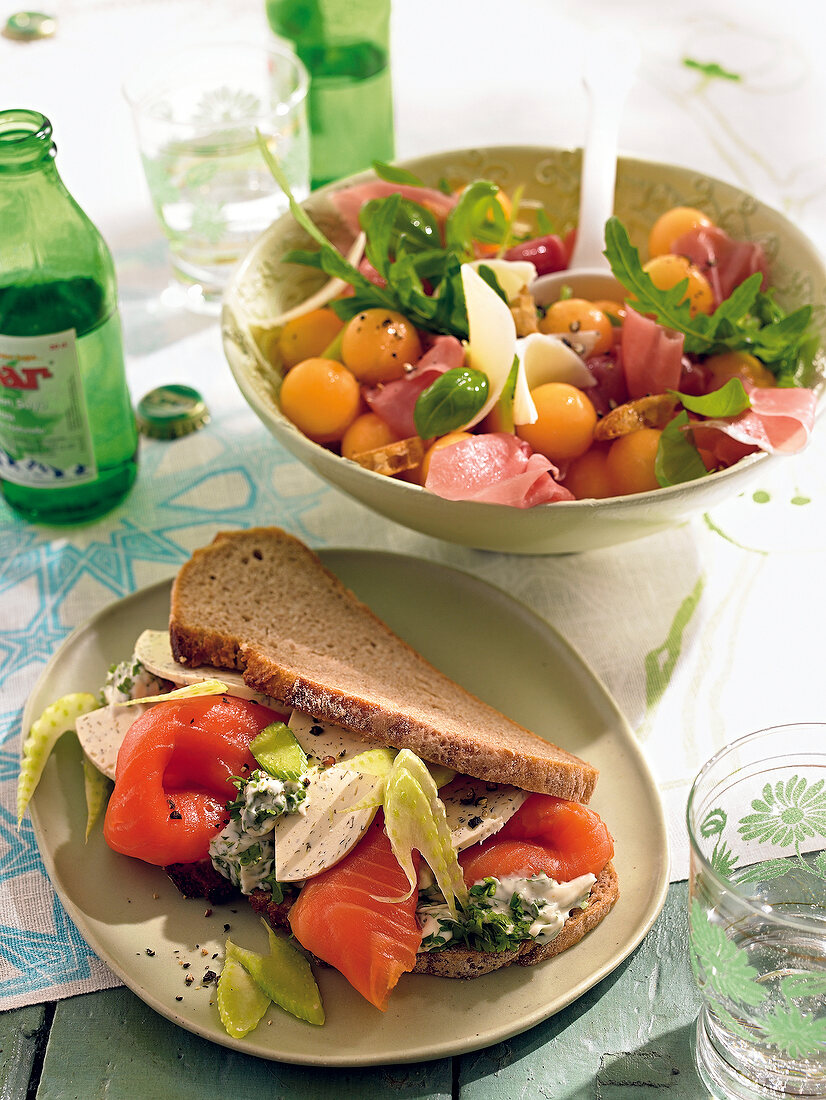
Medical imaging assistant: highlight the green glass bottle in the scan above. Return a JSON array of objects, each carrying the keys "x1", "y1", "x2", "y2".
[
  {"x1": 0, "y1": 109, "x2": 138, "y2": 525},
  {"x1": 266, "y1": 0, "x2": 394, "y2": 189}
]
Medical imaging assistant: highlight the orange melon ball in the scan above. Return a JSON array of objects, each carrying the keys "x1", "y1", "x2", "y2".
[
  {"x1": 417, "y1": 431, "x2": 473, "y2": 485},
  {"x1": 279, "y1": 357, "x2": 361, "y2": 444},
  {"x1": 516, "y1": 383, "x2": 597, "y2": 463},
  {"x1": 563, "y1": 447, "x2": 614, "y2": 499},
  {"x1": 277, "y1": 309, "x2": 344, "y2": 370},
  {"x1": 606, "y1": 429, "x2": 662, "y2": 496},
  {"x1": 648, "y1": 206, "x2": 714, "y2": 257},
  {"x1": 341, "y1": 309, "x2": 422, "y2": 385},
  {"x1": 704, "y1": 351, "x2": 776, "y2": 389},
  {"x1": 341, "y1": 412, "x2": 399, "y2": 460},
  {"x1": 642, "y1": 254, "x2": 714, "y2": 316},
  {"x1": 538, "y1": 298, "x2": 614, "y2": 356}
]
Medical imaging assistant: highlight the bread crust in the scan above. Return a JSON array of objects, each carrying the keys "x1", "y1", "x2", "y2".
[
  {"x1": 169, "y1": 527, "x2": 598, "y2": 802},
  {"x1": 249, "y1": 861, "x2": 618, "y2": 980}
]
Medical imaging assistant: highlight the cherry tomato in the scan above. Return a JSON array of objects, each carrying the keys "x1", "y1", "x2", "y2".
[{"x1": 504, "y1": 234, "x2": 567, "y2": 276}]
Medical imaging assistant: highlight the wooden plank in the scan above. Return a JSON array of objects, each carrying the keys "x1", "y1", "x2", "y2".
[
  {"x1": 0, "y1": 1003, "x2": 48, "y2": 1100},
  {"x1": 457, "y1": 883, "x2": 704, "y2": 1099},
  {"x1": 36, "y1": 987, "x2": 452, "y2": 1100}
]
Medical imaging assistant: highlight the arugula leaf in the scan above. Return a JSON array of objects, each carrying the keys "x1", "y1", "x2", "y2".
[
  {"x1": 361, "y1": 191, "x2": 404, "y2": 281},
  {"x1": 476, "y1": 263, "x2": 509, "y2": 305},
  {"x1": 671, "y1": 378, "x2": 751, "y2": 418},
  {"x1": 414, "y1": 368, "x2": 488, "y2": 438},
  {"x1": 535, "y1": 207, "x2": 556, "y2": 235},
  {"x1": 655, "y1": 411, "x2": 709, "y2": 487},
  {"x1": 371, "y1": 160, "x2": 427, "y2": 187},
  {"x1": 683, "y1": 57, "x2": 742, "y2": 82},
  {"x1": 604, "y1": 217, "x2": 816, "y2": 374}
]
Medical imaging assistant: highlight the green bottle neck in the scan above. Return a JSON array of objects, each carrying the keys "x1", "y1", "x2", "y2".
[
  {"x1": 0, "y1": 109, "x2": 59, "y2": 175},
  {"x1": 0, "y1": 109, "x2": 116, "y2": 326}
]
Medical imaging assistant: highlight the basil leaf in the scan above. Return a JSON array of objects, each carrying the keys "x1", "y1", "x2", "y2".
[
  {"x1": 671, "y1": 377, "x2": 750, "y2": 418},
  {"x1": 655, "y1": 411, "x2": 709, "y2": 487},
  {"x1": 414, "y1": 368, "x2": 488, "y2": 438},
  {"x1": 371, "y1": 160, "x2": 427, "y2": 187}
]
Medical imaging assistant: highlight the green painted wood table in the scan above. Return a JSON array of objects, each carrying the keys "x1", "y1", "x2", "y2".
[{"x1": 1, "y1": 883, "x2": 711, "y2": 1099}]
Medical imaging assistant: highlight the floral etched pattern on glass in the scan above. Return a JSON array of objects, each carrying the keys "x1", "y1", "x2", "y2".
[{"x1": 688, "y1": 726, "x2": 826, "y2": 1099}]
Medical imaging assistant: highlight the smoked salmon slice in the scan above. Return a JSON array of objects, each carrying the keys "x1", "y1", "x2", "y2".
[
  {"x1": 104, "y1": 696, "x2": 280, "y2": 866},
  {"x1": 460, "y1": 794, "x2": 613, "y2": 885},
  {"x1": 289, "y1": 816, "x2": 423, "y2": 1010}
]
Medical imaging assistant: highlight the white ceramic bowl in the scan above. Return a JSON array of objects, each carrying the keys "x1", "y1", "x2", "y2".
[{"x1": 221, "y1": 146, "x2": 826, "y2": 554}]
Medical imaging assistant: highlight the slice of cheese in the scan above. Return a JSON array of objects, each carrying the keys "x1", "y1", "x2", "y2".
[
  {"x1": 273, "y1": 765, "x2": 381, "y2": 881},
  {"x1": 76, "y1": 705, "x2": 146, "y2": 780},
  {"x1": 440, "y1": 777, "x2": 528, "y2": 850},
  {"x1": 459, "y1": 263, "x2": 518, "y2": 430},
  {"x1": 288, "y1": 711, "x2": 376, "y2": 766},
  {"x1": 467, "y1": 258, "x2": 537, "y2": 303},
  {"x1": 134, "y1": 629, "x2": 278, "y2": 707}
]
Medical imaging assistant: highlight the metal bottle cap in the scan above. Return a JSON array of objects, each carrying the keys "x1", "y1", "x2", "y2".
[
  {"x1": 3, "y1": 12, "x2": 58, "y2": 40},
  {"x1": 136, "y1": 385, "x2": 210, "y2": 439}
]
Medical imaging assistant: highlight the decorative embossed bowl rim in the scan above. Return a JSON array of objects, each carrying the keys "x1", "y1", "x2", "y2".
[{"x1": 221, "y1": 145, "x2": 826, "y2": 555}]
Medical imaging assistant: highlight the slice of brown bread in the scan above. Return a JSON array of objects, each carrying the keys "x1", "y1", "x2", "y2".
[
  {"x1": 169, "y1": 527, "x2": 598, "y2": 801},
  {"x1": 249, "y1": 861, "x2": 618, "y2": 979}
]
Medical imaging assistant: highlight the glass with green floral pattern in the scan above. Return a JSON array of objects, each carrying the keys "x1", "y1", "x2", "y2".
[
  {"x1": 687, "y1": 723, "x2": 826, "y2": 1098},
  {"x1": 124, "y1": 42, "x2": 309, "y2": 313}
]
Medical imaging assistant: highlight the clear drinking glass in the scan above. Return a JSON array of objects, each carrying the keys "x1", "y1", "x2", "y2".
[
  {"x1": 687, "y1": 724, "x2": 826, "y2": 1099},
  {"x1": 124, "y1": 42, "x2": 309, "y2": 313}
]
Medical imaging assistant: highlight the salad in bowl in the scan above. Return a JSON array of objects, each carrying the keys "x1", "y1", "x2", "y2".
[{"x1": 222, "y1": 146, "x2": 825, "y2": 553}]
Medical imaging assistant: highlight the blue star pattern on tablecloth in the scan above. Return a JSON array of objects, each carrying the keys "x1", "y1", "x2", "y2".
[{"x1": 0, "y1": 407, "x2": 336, "y2": 1008}]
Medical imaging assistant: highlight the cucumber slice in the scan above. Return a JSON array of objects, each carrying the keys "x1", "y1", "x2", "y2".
[
  {"x1": 17, "y1": 692, "x2": 98, "y2": 824},
  {"x1": 251, "y1": 722, "x2": 308, "y2": 780},
  {"x1": 228, "y1": 927, "x2": 324, "y2": 1026},
  {"x1": 217, "y1": 952, "x2": 271, "y2": 1038},
  {"x1": 82, "y1": 757, "x2": 113, "y2": 840}
]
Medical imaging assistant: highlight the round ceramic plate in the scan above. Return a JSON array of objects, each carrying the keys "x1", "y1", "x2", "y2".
[
  {"x1": 222, "y1": 145, "x2": 826, "y2": 554},
  {"x1": 28, "y1": 549, "x2": 669, "y2": 1066}
]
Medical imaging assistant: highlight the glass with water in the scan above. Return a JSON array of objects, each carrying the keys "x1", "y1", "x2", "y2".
[
  {"x1": 687, "y1": 723, "x2": 826, "y2": 1098},
  {"x1": 125, "y1": 42, "x2": 310, "y2": 312}
]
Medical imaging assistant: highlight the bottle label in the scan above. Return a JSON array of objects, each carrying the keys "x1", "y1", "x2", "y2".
[{"x1": 0, "y1": 328, "x2": 97, "y2": 487}]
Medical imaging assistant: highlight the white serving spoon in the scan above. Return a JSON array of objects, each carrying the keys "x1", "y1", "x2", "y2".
[{"x1": 531, "y1": 31, "x2": 641, "y2": 307}]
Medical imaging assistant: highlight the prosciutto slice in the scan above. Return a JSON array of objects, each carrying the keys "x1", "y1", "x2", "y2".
[
  {"x1": 672, "y1": 225, "x2": 770, "y2": 305},
  {"x1": 329, "y1": 181, "x2": 457, "y2": 236},
  {"x1": 364, "y1": 335, "x2": 465, "y2": 438},
  {"x1": 698, "y1": 384, "x2": 817, "y2": 456},
  {"x1": 621, "y1": 306, "x2": 685, "y2": 399},
  {"x1": 425, "y1": 432, "x2": 574, "y2": 507}
]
